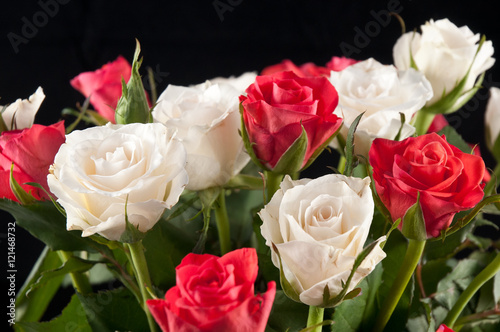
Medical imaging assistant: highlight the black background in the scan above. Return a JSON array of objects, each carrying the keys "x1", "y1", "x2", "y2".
[{"x1": 1, "y1": 0, "x2": 500, "y2": 323}]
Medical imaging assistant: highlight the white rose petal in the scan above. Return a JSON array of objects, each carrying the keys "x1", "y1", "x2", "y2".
[
  {"x1": 330, "y1": 58, "x2": 433, "y2": 157},
  {"x1": 1, "y1": 87, "x2": 45, "y2": 130},
  {"x1": 485, "y1": 87, "x2": 500, "y2": 151},
  {"x1": 209, "y1": 71, "x2": 257, "y2": 93},
  {"x1": 47, "y1": 122, "x2": 188, "y2": 241},
  {"x1": 393, "y1": 18, "x2": 495, "y2": 107},
  {"x1": 259, "y1": 174, "x2": 386, "y2": 306},
  {"x1": 153, "y1": 80, "x2": 250, "y2": 191}
]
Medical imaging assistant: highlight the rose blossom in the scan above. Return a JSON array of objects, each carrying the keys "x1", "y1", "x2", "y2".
[
  {"x1": 1, "y1": 121, "x2": 65, "y2": 202},
  {"x1": 240, "y1": 71, "x2": 342, "y2": 172},
  {"x1": 209, "y1": 72, "x2": 257, "y2": 93},
  {"x1": 369, "y1": 133, "x2": 485, "y2": 238},
  {"x1": 70, "y1": 56, "x2": 132, "y2": 123},
  {"x1": 259, "y1": 174, "x2": 386, "y2": 306},
  {"x1": 146, "y1": 248, "x2": 276, "y2": 332},
  {"x1": 393, "y1": 18, "x2": 495, "y2": 109},
  {"x1": 1, "y1": 87, "x2": 45, "y2": 131},
  {"x1": 325, "y1": 56, "x2": 359, "y2": 71},
  {"x1": 261, "y1": 59, "x2": 331, "y2": 77},
  {"x1": 329, "y1": 58, "x2": 433, "y2": 157},
  {"x1": 436, "y1": 324, "x2": 454, "y2": 332},
  {"x1": 153, "y1": 81, "x2": 250, "y2": 191},
  {"x1": 47, "y1": 123, "x2": 188, "y2": 241}
]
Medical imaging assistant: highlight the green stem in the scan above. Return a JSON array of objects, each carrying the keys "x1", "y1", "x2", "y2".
[
  {"x1": 264, "y1": 171, "x2": 284, "y2": 204},
  {"x1": 306, "y1": 306, "x2": 325, "y2": 332},
  {"x1": 214, "y1": 189, "x2": 231, "y2": 255},
  {"x1": 125, "y1": 241, "x2": 158, "y2": 332},
  {"x1": 484, "y1": 163, "x2": 500, "y2": 196},
  {"x1": 337, "y1": 155, "x2": 347, "y2": 175},
  {"x1": 373, "y1": 239, "x2": 426, "y2": 332},
  {"x1": 443, "y1": 252, "x2": 500, "y2": 328},
  {"x1": 413, "y1": 110, "x2": 436, "y2": 136},
  {"x1": 57, "y1": 251, "x2": 92, "y2": 295}
]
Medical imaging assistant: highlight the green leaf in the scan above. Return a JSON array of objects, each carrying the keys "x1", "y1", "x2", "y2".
[
  {"x1": 393, "y1": 112, "x2": 407, "y2": 142},
  {"x1": 0, "y1": 200, "x2": 103, "y2": 252},
  {"x1": 224, "y1": 174, "x2": 264, "y2": 190},
  {"x1": 77, "y1": 287, "x2": 149, "y2": 332},
  {"x1": 115, "y1": 39, "x2": 150, "y2": 124},
  {"x1": 344, "y1": 112, "x2": 364, "y2": 177},
  {"x1": 438, "y1": 126, "x2": 472, "y2": 154},
  {"x1": 402, "y1": 192, "x2": 427, "y2": 241},
  {"x1": 272, "y1": 125, "x2": 308, "y2": 175},
  {"x1": 27, "y1": 255, "x2": 96, "y2": 295},
  {"x1": 331, "y1": 279, "x2": 369, "y2": 332},
  {"x1": 266, "y1": 290, "x2": 309, "y2": 332},
  {"x1": 14, "y1": 294, "x2": 91, "y2": 332},
  {"x1": 15, "y1": 247, "x2": 64, "y2": 323}
]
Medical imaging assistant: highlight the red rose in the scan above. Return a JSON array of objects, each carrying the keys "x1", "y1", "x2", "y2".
[
  {"x1": 147, "y1": 248, "x2": 275, "y2": 332},
  {"x1": 240, "y1": 71, "x2": 342, "y2": 171},
  {"x1": 325, "y1": 56, "x2": 359, "y2": 71},
  {"x1": 427, "y1": 114, "x2": 449, "y2": 133},
  {"x1": 436, "y1": 324, "x2": 454, "y2": 332},
  {"x1": 0, "y1": 121, "x2": 65, "y2": 202},
  {"x1": 261, "y1": 59, "x2": 330, "y2": 77},
  {"x1": 369, "y1": 133, "x2": 485, "y2": 238},
  {"x1": 70, "y1": 56, "x2": 131, "y2": 123}
]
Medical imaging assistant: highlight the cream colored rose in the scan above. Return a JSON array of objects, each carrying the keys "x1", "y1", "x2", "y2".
[
  {"x1": 259, "y1": 174, "x2": 386, "y2": 306},
  {"x1": 1, "y1": 87, "x2": 45, "y2": 130},
  {"x1": 153, "y1": 81, "x2": 250, "y2": 191},
  {"x1": 485, "y1": 87, "x2": 500, "y2": 153},
  {"x1": 393, "y1": 18, "x2": 494, "y2": 108},
  {"x1": 47, "y1": 123, "x2": 188, "y2": 241},
  {"x1": 209, "y1": 71, "x2": 257, "y2": 93},
  {"x1": 330, "y1": 58, "x2": 433, "y2": 157}
]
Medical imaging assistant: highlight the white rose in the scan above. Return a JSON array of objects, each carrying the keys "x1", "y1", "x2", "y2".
[
  {"x1": 259, "y1": 174, "x2": 386, "y2": 306},
  {"x1": 393, "y1": 18, "x2": 495, "y2": 108},
  {"x1": 47, "y1": 123, "x2": 188, "y2": 241},
  {"x1": 209, "y1": 71, "x2": 257, "y2": 93},
  {"x1": 153, "y1": 81, "x2": 250, "y2": 191},
  {"x1": 1, "y1": 87, "x2": 45, "y2": 130},
  {"x1": 330, "y1": 58, "x2": 433, "y2": 157},
  {"x1": 485, "y1": 87, "x2": 500, "y2": 153}
]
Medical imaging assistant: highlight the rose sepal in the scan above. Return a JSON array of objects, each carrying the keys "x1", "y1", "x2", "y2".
[
  {"x1": 320, "y1": 237, "x2": 386, "y2": 308},
  {"x1": 271, "y1": 243, "x2": 302, "y2": 303},
  {"x1": 9, "y1": 164, "x2": 38, "y2": 205},
  {"x1": 119, "y1": 196, "x2": 147, "y2": 243},
  {"x1": 239, "y1": 103, "x2": 267, "y2": 171},
  {"x1": 401, "y1": 192, "x2": 427, "y2": 241},
  {"x1": 419, "y1": 35, "x2": 488, "y2": 115},
  {"x1": 271, "y1": 125, "x2": 308, "y2": 175},
  {"x1": 344, "y1": 112, "x2": 364, "y2": 176},
  {"x1": 0, "y1": 105, "x2": 8, "y2": 133},
  {"x1": 115, "y1": 39, "x2": 150, "y2": 124}
]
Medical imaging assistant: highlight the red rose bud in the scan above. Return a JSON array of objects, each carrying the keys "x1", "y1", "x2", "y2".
[
  {"x1": 436, "y1": 324, "x2": 455, "y2": 332},
  {"x1": 71, "y1": 55, "x2": 131, "y2": 123},
  {"x1": 0, "y1": 121, "x2": 65, "y2": 202},
  {"x1": 369, "y1": 132, "x2": 485, "y2": 238},
  {"x1": 147, "y1": 248, "x2": 275, "y2": 332},
  {"x1": 240, "y1": 71, "x2": 342, "y2": 174}
]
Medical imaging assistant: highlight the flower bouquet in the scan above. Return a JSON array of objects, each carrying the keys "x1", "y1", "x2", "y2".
[{"x1": 4, "y1": 18, "x2": 500, "y2": 332}]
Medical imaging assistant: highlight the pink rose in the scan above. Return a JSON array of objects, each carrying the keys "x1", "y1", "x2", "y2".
[
  {"x1": 147, "y1": 248, "x2": 275, "y2": 332},
  {"x1": 70, "y1": 56, "x2": 131, "y2": 123},
  {"x1": 436, "y1": 324, "x2": 454, "y2": 332},
  {"x1": 325, "y1": 56, "x2": 359, "y2": 71},
  {"x1": 261, "y1": 59, "x2": 331, "y2": 77},
  {"x1": 369, "y1": 133, "x2": 485, "y2": 237},
  {"x1": 0, "y1": 121, "x2": 65, "y2": 202}
]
